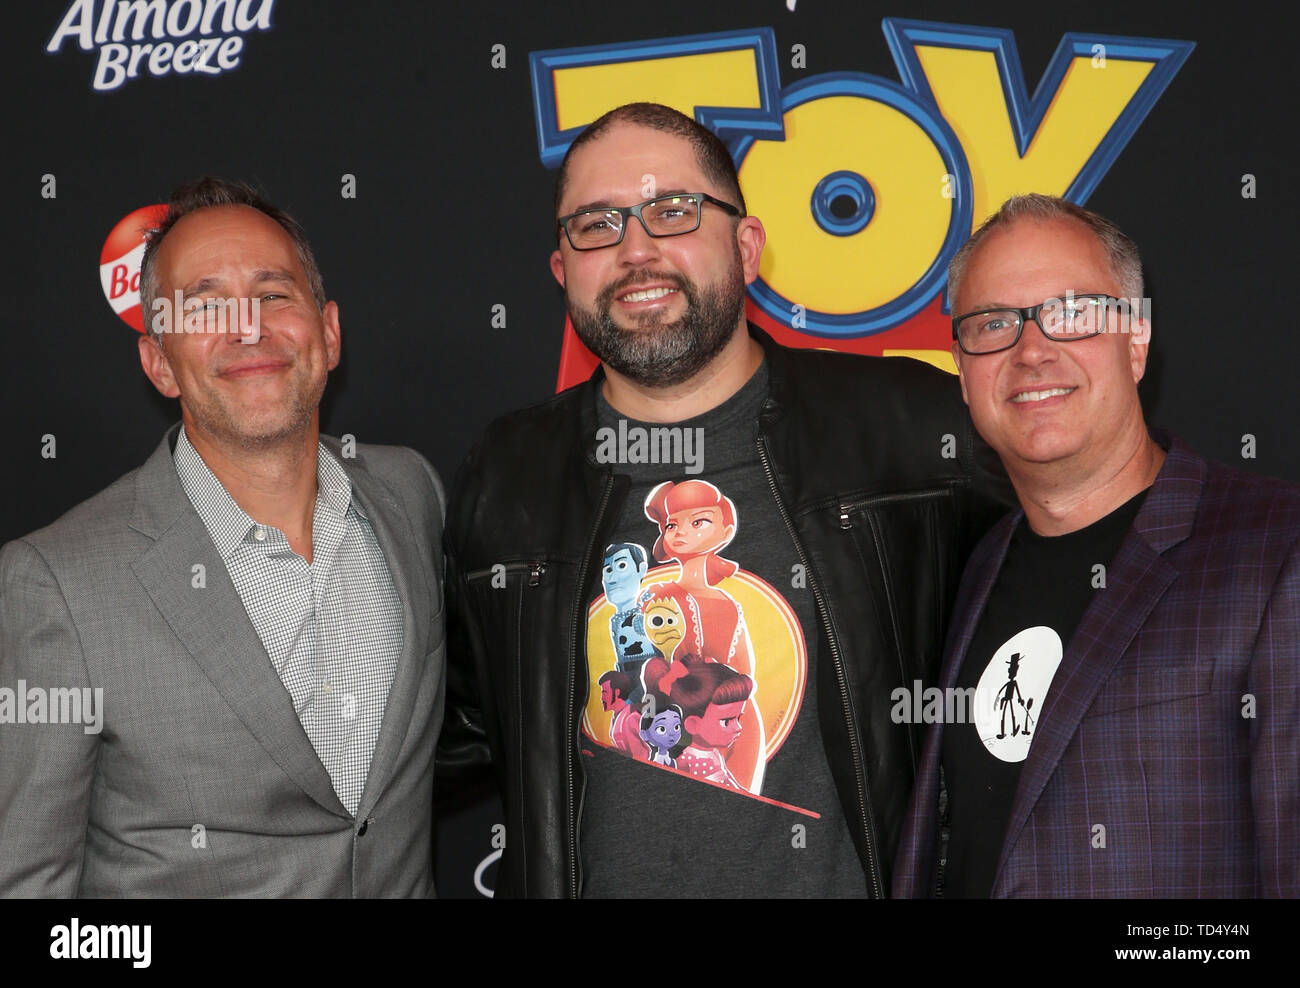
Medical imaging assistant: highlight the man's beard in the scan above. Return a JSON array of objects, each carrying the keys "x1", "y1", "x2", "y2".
[{"x1": 567, "y1": 254, "x2": 746, "y2": 388}]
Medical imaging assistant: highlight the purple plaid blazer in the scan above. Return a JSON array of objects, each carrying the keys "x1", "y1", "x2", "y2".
[{"x1": 892, "y1": 433, "x2": 1300, "y2": 897}]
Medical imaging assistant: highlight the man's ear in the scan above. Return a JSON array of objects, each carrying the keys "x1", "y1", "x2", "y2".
[
  {"x1": 1128, "y1": 312, "x2": 1152, "y2": 384},
  {"x1": 952, "y1": 344, "x2": 970, "y2": 405},
  {"x1": 550, "y1": 247, "x2": 566, "y2": 288},
  {"x1": 138, "y1": 333, "x2": 180, "y2": 399},
  {"x1": 737, "y1": 216, "x2": 766, "y2": 285},
  {"x1": 322, "y1": 300, "x2": 342, "y2": 370}
]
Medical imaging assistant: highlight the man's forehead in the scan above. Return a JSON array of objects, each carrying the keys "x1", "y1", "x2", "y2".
[
  {"x1": 562, "y1": 124, "x2": 705, "y2": 206},
  {"x1": 162, "y1": 205, "x2": 296, "y2": 264},
  {"x1": 977, "y1": 216, "x2": 1106, "y2": 268},
  {"x1": 959, "y1": 217, "x2": 1115, "y2": 303}
]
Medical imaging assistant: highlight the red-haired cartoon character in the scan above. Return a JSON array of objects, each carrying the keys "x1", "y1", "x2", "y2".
[
  {"x1": 644, "y1": 654, "x2": 755, "y2": 793},
  {"x1": 643, "y1": 480, "x2": 753, "y2": 672},
  {"x1": 643, "y1": 480, "x2": 764, "y2": 791}
]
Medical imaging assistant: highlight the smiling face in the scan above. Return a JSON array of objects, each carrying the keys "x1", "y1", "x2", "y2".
[
  {"x1": 138, "y1": 204, "x2": 340, "y2": 451},
  {"x1": 952, "y1": 216, "x2": 1150, "y2": 477},
  {"x1": 685, "y1": 699, "x2": 746, "y2": 749},
  {"x1": 548, "y1": 122, "x2": 764, "y2": 387},
  {"x1": 662, "y1": 504, "x2": 733, "y2": 558}
]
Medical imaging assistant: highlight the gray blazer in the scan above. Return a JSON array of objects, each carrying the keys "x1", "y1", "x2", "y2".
[{"x1": 0, "y1": 425, "x2": 447, "y2": 897}]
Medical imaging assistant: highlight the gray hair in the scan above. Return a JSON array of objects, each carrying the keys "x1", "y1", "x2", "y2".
[
  {"x1": 948, "y1": 193, "x2": 1144, "y2": 311},
  {"x1": 139, "y1": 177, "x2": 326, "y2": 346}
]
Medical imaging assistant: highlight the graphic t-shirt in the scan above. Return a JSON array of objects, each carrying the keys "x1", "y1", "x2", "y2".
[
  {"x1": 940, "y1": 489, "x2": 1148, "y2": 897},
  {"x1": 579, "y1": 360, "x2": 866, "y2": 897}
]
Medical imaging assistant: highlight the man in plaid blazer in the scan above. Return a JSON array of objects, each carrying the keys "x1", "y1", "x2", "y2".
[{"x1": 893, "y1": 194, "x2": 1298, "y2": 898}]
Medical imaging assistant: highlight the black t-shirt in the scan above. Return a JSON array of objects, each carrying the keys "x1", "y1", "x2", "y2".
[
  {"x1": 578, "y1": 360, "x2": 866, "y2": 897},
  {"x1": 940, "y1": 488, "x2": 1148, "y2": 898}
]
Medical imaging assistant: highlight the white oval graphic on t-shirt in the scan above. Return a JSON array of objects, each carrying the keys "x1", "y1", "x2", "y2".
[{"x1": 971, "y1": 625, "x2": 1063, "y2": 763}]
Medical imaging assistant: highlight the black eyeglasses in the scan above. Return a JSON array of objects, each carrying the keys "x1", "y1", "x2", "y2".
[
  {"x1": 557, "y1": 193, "x2": 741, "y2": 250},
  {"x1": 952, "y1": 294, "x2": 1132, "y2": 355}
]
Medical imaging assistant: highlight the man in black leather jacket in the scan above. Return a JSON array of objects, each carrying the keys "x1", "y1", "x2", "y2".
[{"x1": 438, "y1": 102, "x2": 1010, "y2": 897}]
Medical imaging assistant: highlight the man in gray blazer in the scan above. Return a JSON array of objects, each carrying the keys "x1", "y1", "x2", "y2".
[{"x1": 0, "y1": 178, "x2": 446, "y2": 897}]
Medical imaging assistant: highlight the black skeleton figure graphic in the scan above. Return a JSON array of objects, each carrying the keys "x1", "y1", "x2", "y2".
[{"x1": 995, "y1": 651, "x2": 1033, "y2": 739}]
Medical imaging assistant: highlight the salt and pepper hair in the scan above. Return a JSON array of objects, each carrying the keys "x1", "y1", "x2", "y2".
[{"x1": 947, "y1": 193, "x2": 1144, "y2": 310}]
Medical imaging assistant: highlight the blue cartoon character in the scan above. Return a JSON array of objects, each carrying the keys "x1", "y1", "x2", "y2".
[
  {"x1": 639, "y1": 703, "x2": 686, "y2": 768},
  {"x1": 602, "y1": 542, "x2": 660, "y2": 701}
]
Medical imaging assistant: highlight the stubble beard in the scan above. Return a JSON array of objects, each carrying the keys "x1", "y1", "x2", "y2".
[{"x1": 183, "y1": 361, "x2": 325, "y2": 453}]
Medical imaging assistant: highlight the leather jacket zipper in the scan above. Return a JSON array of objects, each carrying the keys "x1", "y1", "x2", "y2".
[
  {"x1": 756, "y1": 429, "x2": 883, "y2": 897},
  {"x1": 466, "y1": 558, "x2": 547, "y2": 895},
  {"x1": 837, "y1": 487, "x2": 954, "y2": 528},
  {"x1": 935, "y1": 764, "x2": 950, "y2": 898},
  {"x1": 464, "y1": 560, "x2": 548, "y2": 584},
  {"x1": 567, "y1": 472, "x2": 615, "y2": 898}
]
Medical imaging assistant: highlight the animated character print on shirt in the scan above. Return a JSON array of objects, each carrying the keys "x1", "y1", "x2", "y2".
[
  {"x1": 584, "y1": 479, "x2": 807, "y2": 802},
  {"x1": 972, "y1": 626, "x2": 1064, "y2": 763}
]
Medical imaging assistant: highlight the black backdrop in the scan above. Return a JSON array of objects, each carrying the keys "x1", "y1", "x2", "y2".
[{"x1": 5, "y1": 0, "x2": 1296, "y2": 897}]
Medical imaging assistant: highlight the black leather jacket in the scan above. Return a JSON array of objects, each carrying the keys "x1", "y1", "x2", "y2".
[{"x1": 438, "y1": 326, "x2": 1011, "y2": 897}]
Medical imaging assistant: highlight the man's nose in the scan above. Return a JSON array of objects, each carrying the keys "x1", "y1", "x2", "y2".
[
  {"x1": 1011, "y1": 315, "x2": 1058, "y2": 365},
  {"x1": 614, "y1": 214, "x2": 662, "y2": 264},
  {"x1": 226, "y1": 295, "x2": 264, "y2": 345}
]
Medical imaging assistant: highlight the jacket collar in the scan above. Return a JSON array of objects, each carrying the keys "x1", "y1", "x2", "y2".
[
  {"x1": 575, "y1": 323, "x2": 789, "y2": 457},
  {"x1": 319, "y1": 434, "x2": 435, "y2": 822},
  {"x1": 126, "y1": 423, "x2": 432, "y2": 822},
  {"x1": 126, "y1": 425, "x2": 346, "y2": 814}
]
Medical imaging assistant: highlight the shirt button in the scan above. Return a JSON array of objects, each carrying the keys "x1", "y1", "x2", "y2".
[
  {"x1": 254, "y1": 527, "x2": 267, "y2": 542},
  {"x1": 323, "y1": 679, "x2": 334, "y2": 694}
]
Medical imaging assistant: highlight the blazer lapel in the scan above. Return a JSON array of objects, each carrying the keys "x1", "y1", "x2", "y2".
[
  {"x1": 336, "y1": 449, "x2": 434, "y2": 823},
  {"x1": 128, "y1": 428, "x2": 344, "y2": 815},
  {"x1": 898, "y1": 513, "x2": 1017, "y2": 895},
  {"x1": 990, "y1": 435, "x2": 1203, "y2": 894},
  {"x1": 943, "y1": 517, "x2": 1018, "y2": 693}
]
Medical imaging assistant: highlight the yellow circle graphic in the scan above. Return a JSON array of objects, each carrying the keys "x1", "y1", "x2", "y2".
[{"x1": 583, "y1": 562, "x2": 807, "y2": 792}]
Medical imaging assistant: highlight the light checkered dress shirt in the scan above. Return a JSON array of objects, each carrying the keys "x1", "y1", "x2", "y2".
[{"x1": 173, "y1": 427, "x2": 404, "y2": 815}]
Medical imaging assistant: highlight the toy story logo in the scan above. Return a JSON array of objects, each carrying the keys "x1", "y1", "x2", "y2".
[{"x1": 531, "y1": 19, "x2": 1193, "y2": 388}]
